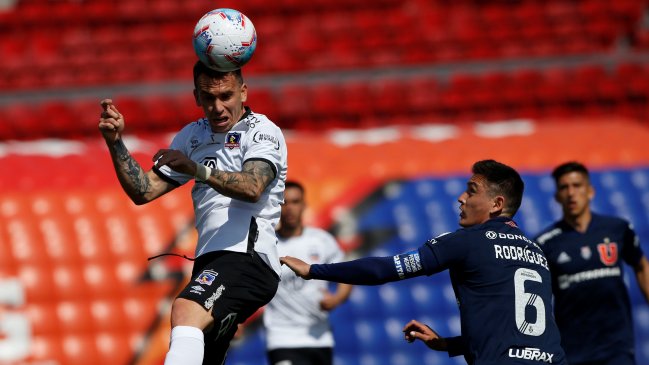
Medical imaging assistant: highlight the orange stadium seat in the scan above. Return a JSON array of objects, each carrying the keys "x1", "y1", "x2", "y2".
[
  {"x1": 53, "y1": 265, "x2": 89, "y2": 301},
  {"x1": 56, "y1": 301, "x2": 95, "y2": 334},
  {"x1": 29, "y1": 335, "x2": 65, "y2": 364},
  {"x1": 89, "y1": 299, "x2": 130, "y2": 332},
  {"x1": 24, "y1": 303, "x2": 60, "y2": 336},
  {"x1": 61, "y1": 334, "x2": 101, "y2": 365},
  {"x1": 95, "y1": 332, "x2": 134, "y2": 365}
]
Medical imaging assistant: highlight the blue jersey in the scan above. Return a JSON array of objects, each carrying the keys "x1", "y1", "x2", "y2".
[
  {"x1": 418, "y1": 217, "x2": 566, "y2": 365},
  {"x1": 535, "y1": 213, "x2": 642, "y2": 364}
]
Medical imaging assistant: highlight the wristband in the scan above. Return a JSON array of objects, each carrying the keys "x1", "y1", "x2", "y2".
[{"x1": 195, "y1": 163, "x2": 212, "y2": 181}]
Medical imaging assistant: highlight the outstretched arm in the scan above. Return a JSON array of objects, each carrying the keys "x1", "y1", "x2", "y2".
[
  {"x1": 281, "y1": 249, "x2": 426, "y2": 285},
  {"x1": 99, "y1": 99, "x2": 173, "y2": 205}
]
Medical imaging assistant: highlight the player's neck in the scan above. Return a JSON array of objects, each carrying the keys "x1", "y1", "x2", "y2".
[
  {"x1": 278, "y1": 225, "x2": 303, "y2": 238},
  {"x1": 563, "y1": 210, "x2": 592, "y2": 233}
]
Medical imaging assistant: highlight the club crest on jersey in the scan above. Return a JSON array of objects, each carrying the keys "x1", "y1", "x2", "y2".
[
  {"x1": 580, "y1": 246, "x2": 592, "y2": 260},
  {"x1": 225, "y1": 132, "x2": 241, "y2": 149},
  {"x1": 191, "y1": 138, "x2": 200, "y2": 149},
  {"x1": 195, "y1": 270, "x2": 219, "y2": 286},
  {"x1": 597, "y1": 240, "x2": 618, "y2": 266}
]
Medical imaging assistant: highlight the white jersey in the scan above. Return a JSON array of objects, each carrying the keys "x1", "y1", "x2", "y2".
[
  {"x1": 155, "y1": 108, "x2": 287, "y2": 276},
  {"x1": 264, "y1": 227, "x2": 344, "y2": 350}
]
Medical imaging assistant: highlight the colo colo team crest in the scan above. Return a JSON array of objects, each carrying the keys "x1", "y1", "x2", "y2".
[{"x1": 225, "y1": 132, "x2": 241, "y2": 149}]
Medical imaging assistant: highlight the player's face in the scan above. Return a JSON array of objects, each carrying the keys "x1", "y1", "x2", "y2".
[
  {"x1": 555, "y1": 171, "x2": 593, "y2": 219},
  {"x1": 281, "y1": 186, "x2": 305, "y2": 230},
  {"x1": 194, "y1": 73, "x2": 248, "y2": 133},
  {"x1": 457, "y1": 174, "x2": 500, "y2": 227}
]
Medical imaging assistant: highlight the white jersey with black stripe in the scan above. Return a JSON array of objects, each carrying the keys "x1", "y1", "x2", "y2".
[
  {"x1": 264, "y1": 227, "x2": 345, "y2": 350},
  {"x1": 154, "y1": 108, "x2": 287, "y2": 276}
]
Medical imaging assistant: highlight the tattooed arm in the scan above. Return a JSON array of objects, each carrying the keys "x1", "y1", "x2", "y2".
[
  {"x1": 206, "y1": 159, "x2": 275, "y2": 202},
  {"x1": 153, "y1": 148, "x2": 275, "y2": 203},
  {"x1": 107, "y1": 140, "x2": 174, "y2": 204},
  {"x1": 99, "y1": 99, "x2": 174, "y2": 205}
]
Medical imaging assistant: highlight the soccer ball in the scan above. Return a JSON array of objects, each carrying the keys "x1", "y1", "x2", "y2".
[{"x1": 192, "y1": 8, "x2": 257, "y2": 72}]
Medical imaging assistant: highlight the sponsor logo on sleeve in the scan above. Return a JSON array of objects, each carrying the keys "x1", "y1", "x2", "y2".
[{"x1": 252, "y1": 131, "x2": 280, "y2": 150}]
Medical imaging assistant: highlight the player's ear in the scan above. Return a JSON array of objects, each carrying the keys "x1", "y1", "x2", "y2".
[
  {"x1": 240, "y1": 83, "x2": 248, "y2": 103},
  {"x1": 193, "y1": 89, "x2": 200, "y2": 106},
  {"x1": 587, "y1": 184, "x2": 595, "y2": 201},
  {"x1": 491, "y1": 195, "x2": 505, "y2": 214}
]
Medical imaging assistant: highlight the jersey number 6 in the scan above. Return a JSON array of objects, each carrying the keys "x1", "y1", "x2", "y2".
[{"x1": 514, "y1": 268, "x2": 546, "y2": 336}]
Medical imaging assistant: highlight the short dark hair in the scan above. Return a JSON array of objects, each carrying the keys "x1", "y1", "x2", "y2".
[
  {"x1": 472, "y1": 159, "x2": 524, "y2": 217},
  {"x1": 285, "y1": 180, "x2": 305, "y2": 194},
  {"x1": 192, "y1": 60, "x2": 244, "y2": 89},
  {"x1": 551, "y1": 161, "x2": 590, "y2": 185}
]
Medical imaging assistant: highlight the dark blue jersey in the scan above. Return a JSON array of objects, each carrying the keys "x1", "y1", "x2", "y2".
[
  {"x1": 535, "y1": 213, "x2": 642, "y2": 364},
  {"x1": 420, "y1": 217, "x2": 566, "y2": 365},
  {"x1": 310, "y1": 217, "x2": 566, "y2": 365}
]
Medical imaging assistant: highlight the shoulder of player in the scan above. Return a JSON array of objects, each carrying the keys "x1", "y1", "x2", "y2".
[
  {"x1": 534, "y1": 222, "x2": 564, "y2": 246},
  {"x1": 179, "y1": 117, "x2": 210, "y2": 134},
  {"x1": 591, "y1": 212, "x2": 630, "y2": 229},
  {"x1": 241, "y1": 110, "x2": 281, "y2": 131},
  {"x1": 302, "y1": 226, "x2": 337, "y2": 242}
]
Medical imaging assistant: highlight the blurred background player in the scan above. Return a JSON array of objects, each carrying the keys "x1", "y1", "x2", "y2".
[
  {"x1": 263, "y1": 180, "x2": 352, "y2": 365},
  {"x1": 282, "y1": 160, "x2": 567, "y2": 365},
  {"x1": 98, "y1": 60, "x2": 288, "y2": 365},
  {"x1": 534, "y1": 161, "x2": 649, "y2": 365}
]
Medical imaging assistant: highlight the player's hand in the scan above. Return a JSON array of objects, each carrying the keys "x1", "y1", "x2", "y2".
[
  {"x1": 153, "y1": 149, "x2": 196, "y2": 176},
  {"x1": 403, "y1": 319, "x2": 447, "y2": 351},
  {"x1": 319, "y1": 290, "x2": 338, "y2": 311},
  {"x1": 98, "y1": 99, "x2": 124, "y2": 142},
  {"x1": 280, "y1": 256, "x2": 311, "y2": 279}
]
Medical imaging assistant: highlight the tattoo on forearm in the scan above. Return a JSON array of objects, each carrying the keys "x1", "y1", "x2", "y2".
[
  {"x1": 112, "y1": 139, "x2": 150, "y2": 196},
  {"x1": 209, "y1": 160, "x2": 275, "y2": 200}
]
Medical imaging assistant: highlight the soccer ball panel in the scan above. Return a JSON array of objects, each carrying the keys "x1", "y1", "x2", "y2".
[{"x1": 192, "y1": 8, "x2": 257, "y2": 72}]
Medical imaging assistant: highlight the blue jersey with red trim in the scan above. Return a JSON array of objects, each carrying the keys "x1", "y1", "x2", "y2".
[
  {"x1": 419, "y1": 217, "x2": 566, "y2": 365},
  {"x1": 535, "y1": 213, "x2": 642, "y2": 364}
]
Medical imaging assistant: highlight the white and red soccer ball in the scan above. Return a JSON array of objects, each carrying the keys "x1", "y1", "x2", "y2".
[{"x1": 192, "y1": 8, "x2": 257, "y2": 72}]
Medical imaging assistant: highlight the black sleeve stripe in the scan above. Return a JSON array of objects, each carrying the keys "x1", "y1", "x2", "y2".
[
  {"x1": 243, "y1": 158, "x2": 277, "y2": 179},
  {"x1": 152, "y1": 166, "x2": 182, "y2": 187}
]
